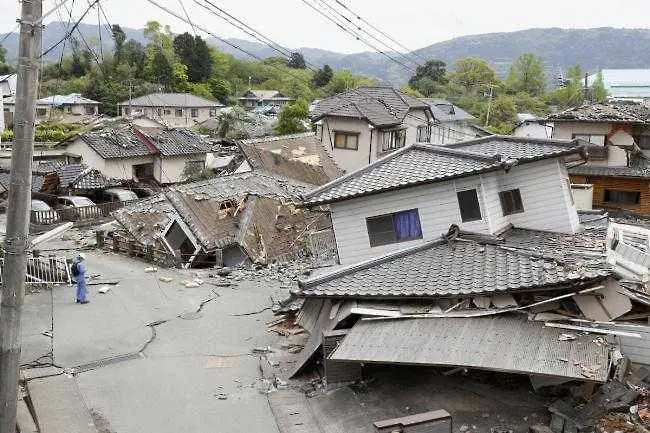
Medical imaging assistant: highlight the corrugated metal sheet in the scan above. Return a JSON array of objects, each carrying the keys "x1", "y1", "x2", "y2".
[
  {"x1": 331, "y1": 316, "x2": 610, "y2": 382},
  {"x1": 601, "y1": 322, "x2": 650, "y2": 365}
]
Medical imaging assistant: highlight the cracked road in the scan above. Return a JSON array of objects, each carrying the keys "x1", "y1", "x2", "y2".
[{"x1": 22, "y1": 249, "x2": 287, "y2": 432}]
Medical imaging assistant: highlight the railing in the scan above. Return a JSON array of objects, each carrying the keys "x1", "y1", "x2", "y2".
[
  {"x1": 30, "y1": 200, "x2": 137, "y2": 225},
  {"x1": 96, "y1": 231, "x2": 175, "y2": 267},
  {"x1": 0, "y1": 256, "x2": 71, "y2": 284}
]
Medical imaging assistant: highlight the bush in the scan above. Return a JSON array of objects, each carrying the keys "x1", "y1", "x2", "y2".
[{"x1": 0, "y1": 130, "x2": 13, "y2": 142}]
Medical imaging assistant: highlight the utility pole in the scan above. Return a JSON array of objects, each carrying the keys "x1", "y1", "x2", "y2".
[
  {"x1": 0, "y1": 0, "x2": 42, "y2": 431},
  {"x1": 484, "y1": 83, "x2": 495, "y2": 127}
]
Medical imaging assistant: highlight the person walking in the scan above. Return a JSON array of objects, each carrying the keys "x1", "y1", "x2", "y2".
[{"x1": 72, "y1": 253, "x2": 89, "y2": 304}]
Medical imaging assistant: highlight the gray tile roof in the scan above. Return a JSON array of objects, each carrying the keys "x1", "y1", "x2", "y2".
[
  {"x1": 569, "y1": 164, "x2": 650, "y2": 179},
  {"x1": 304, "y1": 136, "x2": 583, "y2": 205},
  {"x1": 81, "y1": 130, "x2": 153, "y2": 159},
  {"x1": 0, "y1": 171, "x2": 44, "y2": 192},
  {"x1": 294, "y1": 236, "x2": 608, "y2": 299},
  {"x1": 421, "y1": 98, "x2": 475, "y2": 122},
  {"x1": 56, "y1": 164, "x2": 117, "y2": 189},
  {"x1": 546, "y1": 102, "x2": 650, "y2": 123},
  {"x1": 145, "y1": 129, "x2": 213, "y2": 157},
  {"x1": 330, "y1": 315, "x2": 609, "y2": 382},
  {"x1": 311, "y1": 86, "x2": 430, "y2": 127},
  {"x1": 118, "y1": 92, "x2": 224, "y2": 108}
]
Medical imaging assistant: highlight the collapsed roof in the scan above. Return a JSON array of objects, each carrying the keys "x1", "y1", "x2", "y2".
[
  {"x1": 238, "y1": 132, "x2": 344, "y2": 186},
  {"x1": 546, "y1": 102, "x2": 650, "y2": 123}
]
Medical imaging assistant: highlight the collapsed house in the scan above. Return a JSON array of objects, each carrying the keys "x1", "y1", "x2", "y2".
[
  {"x1": 281, "y1": 135, "x2": 650, "y2": 398},
  {"x1": 112, "y1": 170, "x2": 332, "y2": 267}
]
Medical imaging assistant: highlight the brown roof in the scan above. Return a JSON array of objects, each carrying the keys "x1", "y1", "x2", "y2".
[{"x1": 238, "y1": 133, "x2": 344, "y2": 186}]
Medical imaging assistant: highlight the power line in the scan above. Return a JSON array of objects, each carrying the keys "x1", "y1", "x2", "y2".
[
  {"x1": 316, "y1": 0, "x2": 420, "y2": 68},
  {"x1": 40, "y1": 0, "x2": 100, "y2": 59},
  {"x1": 298, "y1": 0, "x2": 416, "y2": 74},
  {"x1": 178, "y1": 0, "x2": 198, "y2": 37},
  {"x1": 332, "y1": 0, "x2": 427, "y2": 63}
]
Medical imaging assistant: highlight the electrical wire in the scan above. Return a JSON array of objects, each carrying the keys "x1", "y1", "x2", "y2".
[{"x1": 40, "y1": 0, "x2": 99, "y2": 59}]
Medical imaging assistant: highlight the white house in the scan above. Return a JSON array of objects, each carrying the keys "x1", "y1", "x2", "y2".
[
  {"x1": 303, "y1": 135, "x2": 583, "y2": 265},
  {"x1": 237, "y1": 90, "x2": 292, "y2": 109},
  {"x1": 422, "y1": 98, "x2": 490, "y2": 144},
  {"x1": 311, "y1": 86, "x2": 435, "y2": 173},
  {"x1": 118, "y1": 93, "x2": 224, "y2": 128},
  {"x1": 4, "y1": 93, "x2": 100, "y2": 125},
  {"x1": 586, "y1": 69, "x2": 650, "y2": 101},
  {"x1": 64, "y1": 124, "x2": 212, "y2": 184}
]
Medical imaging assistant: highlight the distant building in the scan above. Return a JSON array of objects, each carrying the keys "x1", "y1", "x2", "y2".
[
  {"x1": 586, "y1": 69, "x2": 650, "y2": 101},
  {"x1": 118, "y1": 93, "x2": 224, "y2": 128},
  {"x1": 0, "y1": 74, "x2": 17, "y2": 97},
  {"x1": 237, "y1": 90, "x2": 292, "y2": 109},
  {"x1": 3, "y1": 93, "x2": 100, "y2": 125},
  {"x1": 514, "y1": 113, "x2": 552, "y2": 139},
  {"x1": 422, "y1": 98, "x2": 489, "y2": 144},
  {"x1": 311, "y1": 86, "x2": 434, "y2": 173}
]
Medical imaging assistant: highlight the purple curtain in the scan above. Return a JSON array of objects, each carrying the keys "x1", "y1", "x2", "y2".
[{"x1": 393, "y1": 210, "x2": 422, "y2": 241}]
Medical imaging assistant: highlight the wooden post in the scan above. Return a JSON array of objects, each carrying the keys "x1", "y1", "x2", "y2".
[
  {"x1": 146, "y1": 245, "x2": 154, "y2": 262},
  {"x1": 113, "y1": 235, "x2": 119, "y2": 253},
  {"x1": 128, "y1": 241, "x2": 136, "y2": 257},
  {"x1": 96, "y1": 230, "x2": 105, "y2": 248},
  {"x1": 0, "y1": 0, "x2": 42, "y2": 430}
]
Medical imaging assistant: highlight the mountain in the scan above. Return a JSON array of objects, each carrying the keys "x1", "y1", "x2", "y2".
[{"x1": 4, "y1": 23, "x2": 650, "y2": 85}]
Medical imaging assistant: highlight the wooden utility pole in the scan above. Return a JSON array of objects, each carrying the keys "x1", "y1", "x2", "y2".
[{"x1": 0, "y1": 0, "x2": 42, "y2": 431}]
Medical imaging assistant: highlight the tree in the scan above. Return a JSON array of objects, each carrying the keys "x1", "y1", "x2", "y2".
[
  {"x1": 313, "y1": 64, "x2": 333, "y2": 87},
  {"x1": 209, "y1": 77, "x2": 232, "y2": 104},
  {"x1": 591, "y1": 72, "x2": 608, "y2": 102},
  {"x1": 0, "y1": 45, "x2": 6, "y2": 64},
  {"x1": 484, "y1": 94, "x2": 517, "y2": 133},
  {"x1": 173, "y1": 33, "x2": 212, "y2": 83},
  {"x1": 111, "y1": 25, "x2": 126, "y2": 64},
  {"x1": 151, "y1": 49, "x2": 173, "y2": 86},
  {"x1": 408, "y1": 59, "x2": 447, "y2": 96},
  {"x1": 288, "y1": 52, "x2": 306, "y2": 69},
  {"x1": 324, "y1": 69, "x2": 376, "y2": 95},
  {"x1": 451, "y1": 57, "x2": 498, "y2": 93},
  {"x1": 547, "y1": 64, "x2": 584, "y2": 108},
  {"x1": 505, "y1": 53, "x2": 546, "y2": 96},
  {"x1": 277, "y1": 99, "x2": 309, "y2": 134},
  {"x1": 0, "y1": 45, "x2": 10, "y2": 74}
]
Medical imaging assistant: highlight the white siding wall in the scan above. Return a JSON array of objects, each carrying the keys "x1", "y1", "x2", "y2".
[
  {"x1": 321, "y1": 117, "x2": 373, "y2": 173},
  {"x1": 430, "y1": 121, "x2": 481, "y2": 145},
  {"x1": 159, "y1": 156, "x2": 205, "y2": 184},
  {"x1": 331, "y1": 180, "x2": 491, "y2": 265},
  {"x1": 331, "y1": 159, "x2": 581, "y2": 265},
  {"x1": 105, "y1": 156, "x2": 155, "y2": 180},
  {"x1": 65, "y1": 139, "x2": 109, "y2": 174},
  {"x1": 552, "y1": 122, "x2": 627, "y2": 166},
  {"x1": 121, "y1": 106, "x2": 220, "y2": 128}
]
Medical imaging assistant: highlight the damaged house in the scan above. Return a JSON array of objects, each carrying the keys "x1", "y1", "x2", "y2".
[
  {"x1": 284, "y1": 135, "x2": 650, "y2": 393},
  {"x1": 547, "y1": 102, "x2": 650, "y2": 214},
  {"x1": 112, "y1": 171, "x2": 331, "y2": 267}
]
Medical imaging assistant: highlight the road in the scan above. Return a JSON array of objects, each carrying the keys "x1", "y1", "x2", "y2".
[{"x1": 22, "y1": 247, "x2": 289, "y2": 432}]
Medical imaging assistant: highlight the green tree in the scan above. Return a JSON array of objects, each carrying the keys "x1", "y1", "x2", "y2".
[
  {"x1": 408, "y1": 59, "x2": 447, "y2": 96},
  {"x1": 505, "y1": 53, "x2": 546, "y2": 96},
  {"x1": 0, "y1": 45, "x2": 6, "y2": 63},
  {"x1": 451, "y1": 57, "x2": 498, "y2": 94},
  {"x1": 0, "y1": 45, "x2": 11, "y2": 74},
  {"x1": 209, "y1": 77, "x2": 232, "y2": 104},
  {"x1": 173, "y1": 33, "x2": 213, "y2": 83},
  {"x1": 313, "y1": 64, "x2": 333, "y2": 87},
  {"x1": 591, "y1": 72, "x2": 608, "y2": 102},
  {"x1": 484, "y1": 94, "x2": 517, "y2": 133},
  {"x1": 111, "y1": 25, "x2": 126, "y2": 65},
  {"x1": 288, "y1": 52, "x2": 306, "y2": 69},
  {"x1": 151, "y1": 49, "x2": 173, "y2": 86},
  {"x1": 547, "y1": 65, "x2": 584, "y2": 108},
  {"x1": 277, "y1": 98, "x2": 309, "y2": 134},
  {"x1": 324, "y1": 69, "x2": 376, "y2": 95}
]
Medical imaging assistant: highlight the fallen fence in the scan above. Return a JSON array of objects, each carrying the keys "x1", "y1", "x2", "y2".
[
  {"x1": 31, "y1": 200, "x2": 137, "y2": 225},
  {"x1": 0, "y1": 256, "x2": 71, "y2": 284},
  {"x1": 97, "y1": 231, "x2": 175, "y2": 267}
]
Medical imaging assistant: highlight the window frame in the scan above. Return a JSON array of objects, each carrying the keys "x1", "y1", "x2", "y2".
[
  {"x1": 380, "y1": 128, "x2": 407, "y2": 152},
  {"x1": 456, "y1": 189, "x2": 482, "y2": 222},
  {"x1": 190, "y1": 108, "x2": 199, "y2": 118},
  {"x1": 416, "y1": 125, "x2": 431, "y2": 143},
  {"x1": 498, "y1": 188, "x2": 524, "y2": 216},
  {"x1": 175, "y1": 109, "x2": 184, "y2": 117},
  {"x1": 366, "y1": 208, "x2": 423, "y2": 248},
  {"x1": 333, "y1": 131, "x2": 359, "y2": 150},
  {"x1": 572, "y1": 133, "x2": 606, "y2": 146},
  {"x1": 603, "y1": 189, "x2": 641, "y2": 205}
]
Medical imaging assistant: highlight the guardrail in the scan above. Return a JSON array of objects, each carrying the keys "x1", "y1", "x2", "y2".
[{"x1": 31, "y1": 200, "x2": 136, "y2": 225}]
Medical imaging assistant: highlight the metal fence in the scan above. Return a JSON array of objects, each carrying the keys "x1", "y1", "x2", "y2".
[
  {"x1": 309, "y1": 229, "x2": 339, "y2": 267},
  {"x1": 0, "y1": 256, "x2": 71, "y2": 284},
  {"x1": 31, "y1": 200, "x2": 136, "y2": 225}
]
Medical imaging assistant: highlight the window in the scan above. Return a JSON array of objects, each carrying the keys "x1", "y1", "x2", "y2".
[
  {"x1": 175, "y1": 109, "x2": 183, "y2": 117},
  {"x1": 163, "y1": 109, "x2": 171, "y2": 115},
  {"x1": 85, "y1": 106, "x2": 95, "y2": 115},
  {"x1": 604, "y1": 189, "x2": 641, "y2": 205},
  {"x1": 499, "y1": 189, "x2": 524, "y2": 215},
  {"x1": 416, "y1": 125, "x2": 431, "y2": 143},
  {"x1": 572, "y1": 134, "x2": 606, "y2": 146},
  {"x1": 380, "y1": 129, "x2": 407, "y2": 152},
  {"x1": 457, "y1": 189, "x2": 482, "y2": 222},
  {"x1": 366, "y1": 209, "x2": 422, "y2": 247},
  {"x1": 156, "y1": 108, "x2": 163, "y2": 117},
  {"x1": 209, "y1": 109, "x2": 217, "y2": 117},
  {"x1": 36, "y1": 108, "x2": 47, "y2": 117},
  {"x1": 333, "y1": 131, "x2": 359, "y2": 150},
  {"x1": 66, "y1": 106, "x2": 72, "y2": 113},
  {"x1": 191, "y1": 108, "x2": 199, "y2": 118}
]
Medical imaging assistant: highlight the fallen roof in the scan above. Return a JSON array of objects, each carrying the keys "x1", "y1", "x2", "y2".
[
  {"x1": 569, "y1": 164, "x2": 650, "y2": 179},
  {"x1": 311, "y1": 86, "x2": 430, "y2": 127},
  {"x1": 304, "y1": 136, "x2": 583, "y2": 205},
  {"x1": 56, "y1": 164, "x2": 117, "y2": 190},
  {"x1": 329, "y1": 316, "x2": 609, "y2": 382},
  {"x1": 295, "y1": 235, "x2": 608, "y2": 299},
  {"x1": 238, "y1": 132, "x2": 344, "y2": 186},
  {"x1": 546, "y1": 102, "x2": 650, "y2": 123},
  {"x1": 0, "y1": 172, "x2": 44, "y2": 193},
  {"x1": 421, "y1": 98, "x2": 475, "y2": 122},
  {"x1": 118, "y1": 92, "x2": 223, "y2": 108}
]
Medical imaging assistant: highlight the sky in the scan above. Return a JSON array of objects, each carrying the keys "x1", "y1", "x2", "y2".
[{"x1": 2, "y1": 0, "x2": 650, "y2": 53}]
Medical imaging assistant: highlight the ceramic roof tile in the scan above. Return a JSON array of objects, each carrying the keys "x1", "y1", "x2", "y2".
[
  {"x1": 304, "y1": 136, "x2": 583, "y2": 205},
  {"x1": 118, "y1": 92, "x2": 224, "y2": 108},
  {"x1": 294, "y1": 237, "x2": 608, "y2": 299},
  {"x1": 546, "y1": 102, "x2": 650, "y2": 123},
  {"x1": 569, "y1": 164, "x2": 650, "y2": 179}
]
